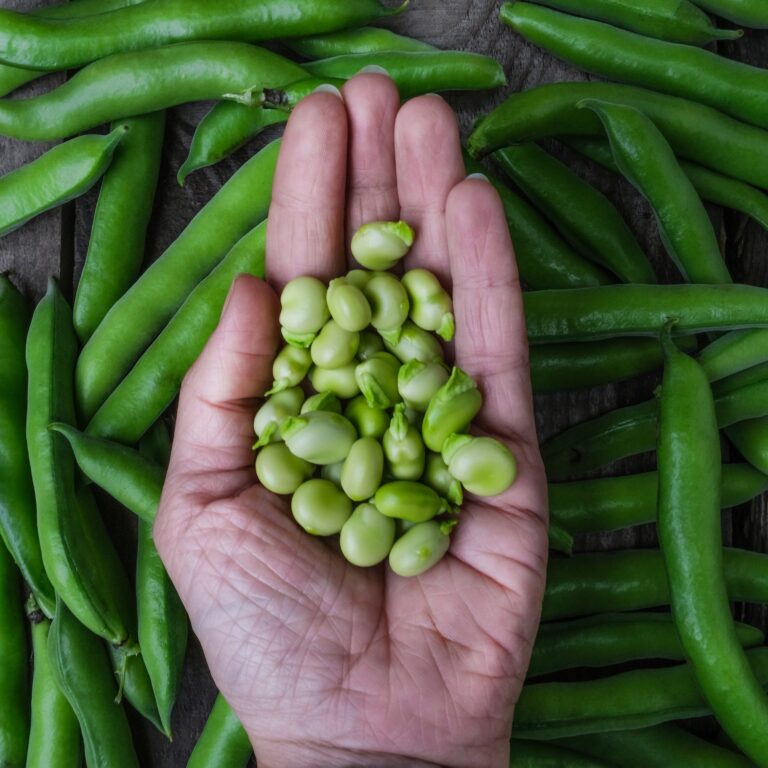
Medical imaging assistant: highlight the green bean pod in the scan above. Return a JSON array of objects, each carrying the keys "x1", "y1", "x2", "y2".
[
  {"x1": 0, "y1": 541, "x2": 28, "y2": 768},
  {"x1": 0, "y1": 125, "x2": 126, "y2": 237},
  {"x1": 311, "y1": 320, "x2": 359, "y2": 368},
  {"x1": 728, "y1": 417, "x2": 768, "y2": 475},
  {"x1": 530, "y1": 612, "x2": 763, "y2": 678},
  {"x1": 78, "y1": 141, "x2": 278, "y2": 422},
  {"x1": 281, "y1": 412, "x2": 357, "y2": 465},
  {"x1": 269, "y1": 345, "x2": 312, "y2": 394},
  {"x1": 187, "y1": 694, "x2": 252, "y2": 768},
  {"x1": 698, "y1": 329, "x2": 768, "y2": 382},
  {"x1": 500, "y1": 3, "x2": 768, "y2": 130},
  {"x1": 558, "y1": 725, "x2": 755, "y2": 768},
  {"x1": 355, "y1": 351, "x2": 401, "y2": 409},
  {"x1": 442, "y1": 435, "x2": 517, "y2": 497},
  {"x1": 339, "y1": 503, "x2": 396, "y2": 568},
  {"x1": 401, "y1": 268, "x2": 455, "y2": 341},
  {"x1": 107, "y1": 644, "x2": 163, "y2": 734},
  {"x1": 300, "y1": 391, "x2": 342, "y2": 415},
  {"x1": 383, "y1": 404, "x2": 426, "y2": 480},
  {"x1": 694, "y1": 0, "x2": 768, "y2": 27},
  {"x1": 422, "y1": 452, "x2": 463, "y2": 506},
  {"x1": 292, "y1": 479, "x2": 353, "y2": 535},
  {"x1": 48, "y1": 599, "x2": 140, "y2": 768},
  {"x1": 548, "y1": 518, "x2": 574, "y2": 556},
  {"x1": 388, "y1": 520, "x2": 452, "y2": 577},
  {"x1": 422, "y1": 367, "x2": 482, "y2": 452},
  {"x1": 0, "y1": 277, "x2": 54, "y2": 617},
  {"x1": 0, "y1": 0, "x2": 401, "y2": 70},
  {"x1": 254, "y1": 385, "x2": 305, "y2": 449},
  {"x1": 256, "y1": 443, "x2": 313, "y2": 495},
  {"x1": 27, "y1": 280, "x2": 136, "y2": 649},
  {"x1": 467, "y1": 82, "x2": 768, "y2": 191},
  {"x1": 341, "y1": 437, "x2": 384, "y2": 502},
  {"x1": 73, "y1": 112, "x2": 165, "y2": 343},
  {"x1": 309, "y1": 363, "x2": 360, "y2": 399},
  {"x1": 25, "y1": 596, "x2": 82, "y2": 768},
  {"x1": 581, "y1": 100, "x2": 730, "y2": 284},
  {"x1": 375, "y1": 481, "x2": 449, "y2": 523},
  {"x1": 363, "y1": 273, "x2": 410, "y2": 342},
  {"x1": 87, "y1": 224, "x2": 271, "y2": 445},
  {"x1": 550, "y1": 464, "x2": 768, "y2": 534},
  {"x1": 493, "y1": 144, "x2": 655, "y2": 284},
  {"x1": 284, "y1": 26, "x2": 436, "y2": 58},
  {"x1": 344, "y1": 395, "x2": 390, "y2": 439},
  {"x1": 510, "y1": 740, "x2": 614, "y2": 767},
  {"x1": 351, "y1": 220, "x2": 414, "y2": 270}
]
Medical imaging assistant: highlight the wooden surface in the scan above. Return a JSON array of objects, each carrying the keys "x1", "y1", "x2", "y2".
[{"x1": 3, "y1": 0, "x2": 767, "y2": 764}]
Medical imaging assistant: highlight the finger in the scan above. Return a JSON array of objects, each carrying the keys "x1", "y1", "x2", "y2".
[
  {"x1": 446, "y1": 177, "x2": 538, "y2": 443},
  {"x1": 165, "y1": 274, "x2": 280, "y2": 493},
  {"x1": 342, "y1": 73, "x2": 400, "y2": 249},
  {"x1": 395, "y1": 94, "x2": 465, "y2": 282},
  {"x1": 266, "y1": 89, "x2": 348, "y2": 289}
]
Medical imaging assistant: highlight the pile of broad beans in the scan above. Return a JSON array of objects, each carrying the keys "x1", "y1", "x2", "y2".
[{"x1": 1, "y1": 0, "x2": 768, "y2": 765}]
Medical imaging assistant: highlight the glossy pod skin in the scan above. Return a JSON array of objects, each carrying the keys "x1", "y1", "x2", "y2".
[
  {"x1": 284, "y1": 26, "x2": 437, "y2": 58},
  {"x1": 78, "y1": 143, "x2": 278, "y2": 422},
  {"x1": 510, "y1": 741, "x2": 614, "y2": 767},
  {"x1": 0, "y1": 0, "x2": 401, "y2": 69},
  {"x1": 0, "y1": 126, "x2": 126, "y2": 237},
  {"x1": 699, "y1": 329, "x2": 768, "y2": 382},
  {"x1": 341, "y1": 438, "x2": 384, "y2": 502},
  {"x1": 530, "y1": 612, "x2": 763, "y2": 678},
  {"x1": 27, "y1": 280, "x2": 136, "y2": 649},
  {"x1": 107, "y1": 642, "x2": 164, "y2": 734},
  {"x1": 694, "y1": 0, "x2": 768, "y2": 27},
  {"x1": 581, "y1": 100, "x2": 730, "y2": 284},
  {"x1": 187, "y1": 694, "x2": 252, "y2": 768},
  {"x1": 74, "y1": 112, "x2": 165, "y2": 343},
  {"x1": 728, "y1": 417, "x2": 768, "y2": 475},
  {"x1": 514, "y1": 0, "x2": 741, "y2": 44},
  {"x1": 0, "y1": 42, "x2": 306, "y2": 141},
  {"x1": 500, "y1": 2, "x2": 768, "y2": 130},
  {"x1": 525, "y1": 284, "x2": 768, "y2": 344},
  {"x1": 340, "y1": 503, "x2": 396, "y2": 567},
  {"x1": 25, "y1": 597, "x2": 82, "y2": 768},
  {"x1": 48, "y1": 599, "x2": 140, "y2": 768},
  {"x1": 549, "y1": 464, "x2": 768, "y2": 534},
  {"x1": 375, "y1": 481, "x2": 449, "y2": 523},
  {"x1": 256, "y1": 443, "x2": 313, "y2": 495},
  {"x1": 291, "y1": 479, "x2": 352, "y2": 536},
  {"x1": 493, "y1": 144, "x2": 655, "y2": 284},
  {"x1": 467, "y1": 82, "x2": 768, "y2": 191},
  {"x1": 422, "y1": 367, "x2": 482, "y2": 452},
  {"x1": 0, "y1": 277, "x2": 55, "y2": 616},
  {"x1": 513, "y1": 647, "x2": 768, "y2": 741},
  {"x1": 388, "y1": 520, "x2": 451, "y2": 577}
]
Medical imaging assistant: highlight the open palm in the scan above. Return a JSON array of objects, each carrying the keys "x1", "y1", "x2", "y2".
[{"x1": 154, "y1": 75, "x2": 548, "y2": 768}]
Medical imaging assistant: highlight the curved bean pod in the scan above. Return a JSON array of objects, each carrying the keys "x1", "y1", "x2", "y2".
[
  {"x1": 683, "y1": 0, "x2": 768, "y2": 28},
  {"x1": 728, "y1": 417, "x2": 768, "y2": 475},
  {"x1": 510, "y1": 740, "x2": 615, "y2": 766},
  {"x1": 698, "y1": 329, "x2": 768, "y2": 382},
  {"x1": 284, "y1": 26, "x2": 436, "y2": 59},
  {"x1": 107, "y1": 644, "x2": 163, "y2": 734},
  {"x1": 187, "y1": 694, "x2": 252, "y2": 768}
]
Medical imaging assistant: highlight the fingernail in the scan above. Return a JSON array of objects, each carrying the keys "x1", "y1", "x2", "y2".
[
  {"x1": 466, "y1": 172, "x2": 489, "y2": 182},
  {"x1": 312, "y1": 83, "x2": 343, "y2": 99},
  {"x1": 357, "y1": 65, "x2": 391, "y2": 77},
  {"x1": 221, "y1": 275, "x2": 243, "y2": 316}
]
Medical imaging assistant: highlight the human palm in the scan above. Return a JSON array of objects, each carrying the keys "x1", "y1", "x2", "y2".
[{"x1": 154, "y1": 75, "x2": 548, "y2": 768}]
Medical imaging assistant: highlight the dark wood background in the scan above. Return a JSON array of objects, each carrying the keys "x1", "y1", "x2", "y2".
[{"x1": 2, "y1": 0, "x2": 767, "y2": 764}]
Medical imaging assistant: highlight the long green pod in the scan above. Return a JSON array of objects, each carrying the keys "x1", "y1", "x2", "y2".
[
  {"x1": 566, "y1": 136, "x2": 768, "y2": 233},
  {"x1": 492, "y1": 144, "x2": 655, "y2": 283},
  {"x1": 510, "y1": 740, "x2": 615, "y2": 766},
  {"x1": 0, "y1": 42, "x2": 307, "y2": 141},
  {"x1": 549, "y1": 464, "x2": 768, "y2": 534},
  {"x1": 87, "y1": 222, "x2": 267, "y2": 444},
  {"x1": 580, "y1": 100, "x2": 730, "y2": 284},
  {"x1": 514, "y1": 647, "x2": 768, "y2": 740},
  {"x1": 559, "y1": 725, "x2": 754, "y2": 768},
  {"x1": 74, "y1": 112, "x2": 165, "y2": 343},
  {"x1": 48, "y1": 599, "x2": 140, "y2": 768},
  {"x1": 500, "y1": 3, "x2": 768, "y2": 130},
  {"x1": 467, "y1": 82, "x2": 768, "y2": 190},
  {"x1": 187, "y1": 694, "x2": 252, "y2": 768},
  {"x1": 0, "y1": 541, "x2": 28, "y2": 768},
  {"x1": 548, "y1": 519, "x2": 574, "y2": 556},
  {"x1": 543, "y1": 548, "x2": 768, "y2": 621},
  {"x1": 0, "y1": 126, "x2": 126, "y2": 237},
  {"x1": 514, "y1": 0, "x2": 740, "y2": 44},
  {"x1": 698, "y1": 329, "x2": 768, "y2": 382},
  {"x1": 25, "y1": 596, "x2": 82, "y2": 768},
  {"x1": 77, "y1": 141, "x2": 278, "y2": 422},
  {"x1": 284, "y1": 26, "x2": 436, "y2": 58},
  {"x1": 107, "y1": 644, "x2": 164, "y2": 734},
  {"x1": 524, "y1": 284, "x2": 768, "y2": 344},
  {"x1": 26, "y1": 279, "x2": 135, "y2": 649},
  {"x1": 530, "y1": 613, "x2": 763, "y2": 678},
  {"x1": 0, "y1": 0, "x2": 401, "y2": 69},
  {"x1": 728, "y1": 417, "x2": 768, "y2": 475},
  {"x1": 684, "y1": 0, "x2": 768, "y2": 28},
  {"x1": 0, "y1": 277, "x2": 54, "y2": 617},
  {"x1": 137, "y1": 422, "x2": 188, "y2": 739}
]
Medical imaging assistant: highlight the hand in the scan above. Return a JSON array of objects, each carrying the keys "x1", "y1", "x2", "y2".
[{"x1": 154, "y1": 74, "x2": 548, "y2": 768}]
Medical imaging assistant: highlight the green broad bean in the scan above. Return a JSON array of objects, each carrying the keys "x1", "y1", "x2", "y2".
[
  {"x1": 321, "y1": 461, "x2": 344, "y2": 486},
  {"x1": 401, "y1": 268, "x2": 455, "y2": 341},
  {"x1": 355, "y1": 351, "x2": 401, "y2": 409},
  {"x1": 363, "y1": 273, "x2": 410, "y2": 342},
  {"x1": 253, "y1": 386, "x2": 304, "y2": 448},
  {"x1": 301, "y1": 391, "x2": 342, "y2": 414},
  {"x1": 280, "y1": 276, "x2": 330, "y2": 348},
  {"x1": 397, "y1": 359, "x2": 449, "y2": 412},
  {"x1": 256, "y1": 443, "x2": 313, "y2": 495},
  {"x1": 284, "y1": 26, "x2": 436, "y2": 59},
  {"x1": 374, "y1": 481, "x2": 449, "y2": 523},
  {"x1": 345, "y1": 269, "x2": 375, "y2": 289},
  {"x1": 340, "y1": 503, "x2": 396, "y2": 567},
  {"x1": 422, "y1": 452, "x2": 463, "y2": 506},
  {"x1": 357, "y1": 329, "x2": 385, "y2": 361},
  {"x1": 187, "y1": 694, "x2": 252, "y2": 768},
  {"x1": 351, "y1": 220, "x2": 414, "y2": 270},
  {"x1": 341, "y1": 437, "x2": 384, "y2": 502},
  {"x1": 442, "y1": 435, "x2": 517, "y2": 497},
  {"x1": 281, "y1": 411, "x2": 357, "y2": 465},
  {"x1": 310, "y1": 319, "x2": 359, "y2": 368},
  {"x1": 308, "y1": 363, "x2": 360, "y2": 399},
  {"x1": 388, "y1": 520, "x2": 451, "y2": 577},
  {"x1": 384, "y1": 321, "x2": 443, "y2": 364},
  {"x1": 291, "y1": 479, "x2": 352, "y2": 535},
  {"x1": 326, "y1": 277, "x2": 372, "y2": 332},
  {"x1": 344, "y1": 395, "x2": 389, "y2": 439},
  {"x1": 422, "y1": 367, "x2": 482, "y2": 452},
  {"x1": 269, "y1": 345, "x2": 312, "y2": 394},
  {"x1": 383, "y1": 404, "x2": 426, "y2": 480}
]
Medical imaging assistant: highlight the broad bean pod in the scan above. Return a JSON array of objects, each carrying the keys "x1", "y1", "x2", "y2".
[
  {"x1": 284, "y1": 26, "x2": 436, "y2": 59},
  {"x1": 187, "y1": 694, "x2": 251, "y2": 768}
]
